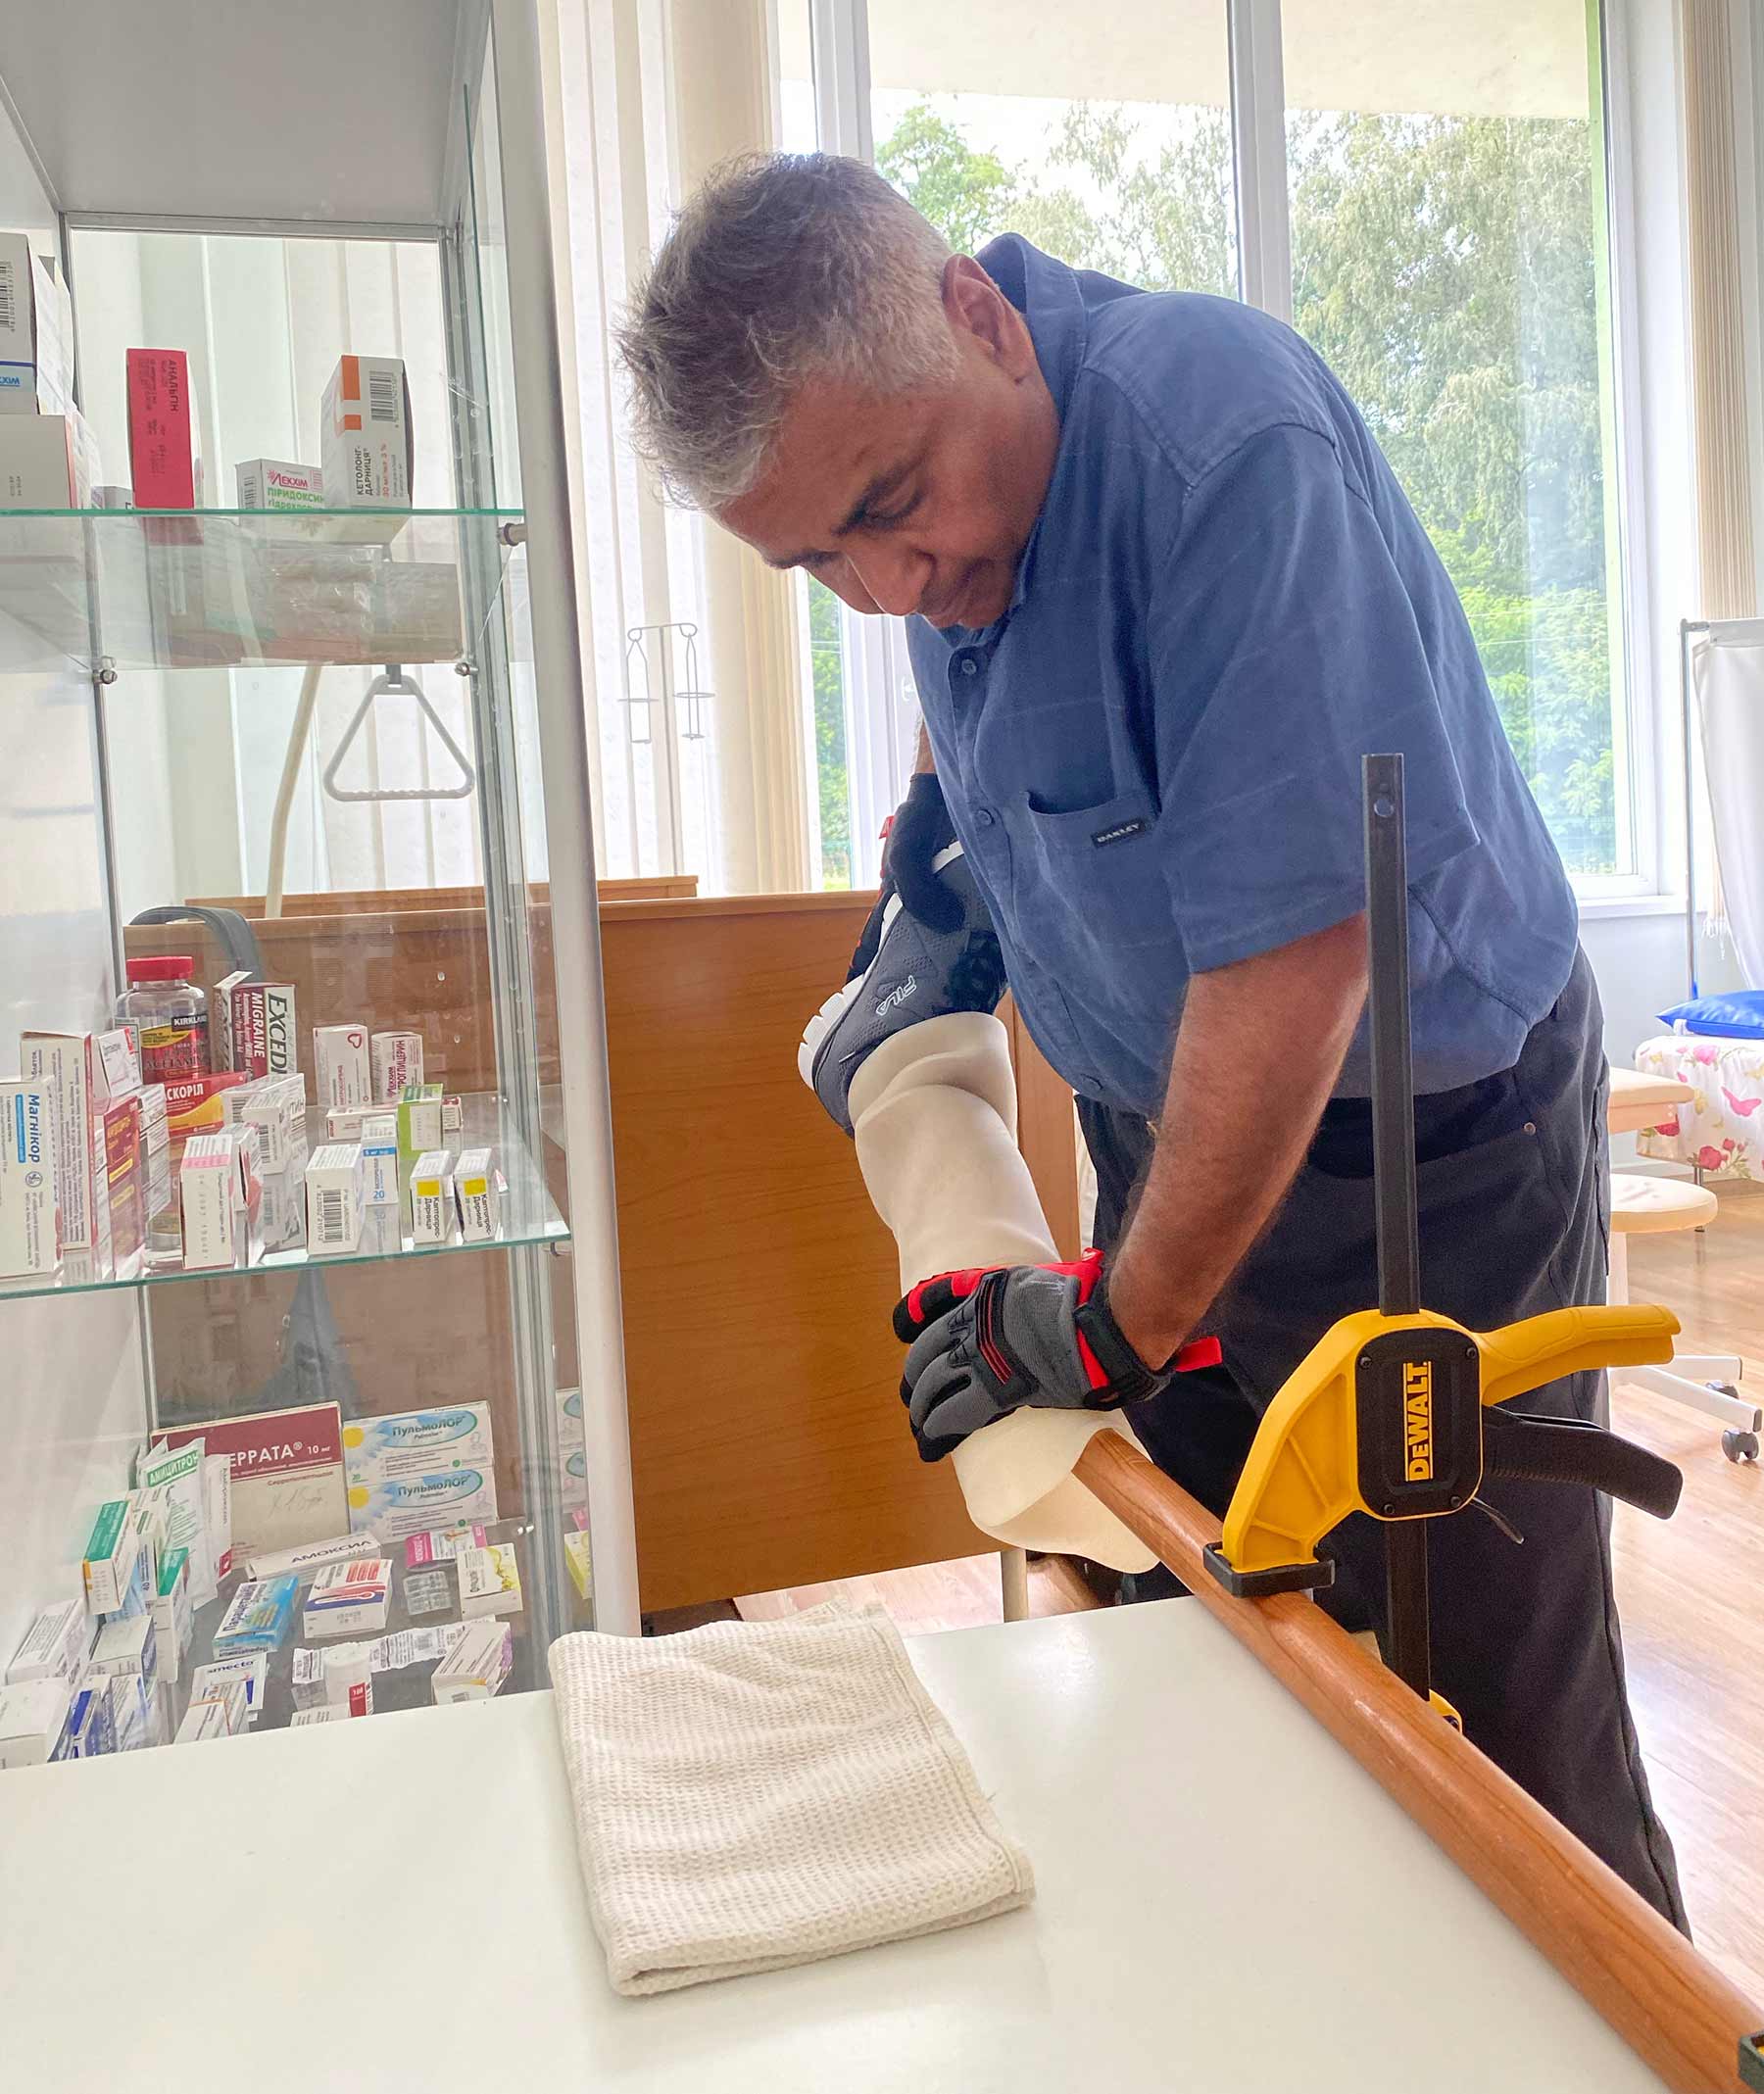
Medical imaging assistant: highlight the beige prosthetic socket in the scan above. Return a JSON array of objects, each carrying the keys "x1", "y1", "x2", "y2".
[{"x1": 849, "y1": 1013, "x2": 1157, "y2": 1573}]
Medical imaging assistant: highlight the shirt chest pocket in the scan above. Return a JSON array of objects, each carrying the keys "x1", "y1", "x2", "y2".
[{"x1": 1011, "y1": 789, "x2": 1188, "y2": 1008}]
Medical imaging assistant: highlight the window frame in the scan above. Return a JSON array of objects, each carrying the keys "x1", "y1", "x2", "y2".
[{"x1": 798, "y1": 0, "x2": 1664, "y2": 903}]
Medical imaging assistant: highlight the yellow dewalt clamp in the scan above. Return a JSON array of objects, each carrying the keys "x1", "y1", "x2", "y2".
[{"x1": 1202, "y1": 755, "x2": 1685, "y2": 1720}]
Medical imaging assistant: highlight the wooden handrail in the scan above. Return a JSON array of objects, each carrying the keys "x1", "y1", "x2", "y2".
[{"x1": 1074, "y1": 1434, "x2": 1760, "y2": 2094}]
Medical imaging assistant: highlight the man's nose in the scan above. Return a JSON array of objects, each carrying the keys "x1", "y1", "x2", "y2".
[{"x1": 846, "y1": 542, "x2": 930, "y2": 619}]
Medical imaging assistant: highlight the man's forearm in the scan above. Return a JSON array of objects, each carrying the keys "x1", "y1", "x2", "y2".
[{"x1": 1106, "y1": 915, "x2": 1369, "y2": 1368}]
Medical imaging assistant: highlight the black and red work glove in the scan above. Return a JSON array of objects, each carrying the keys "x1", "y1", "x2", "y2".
[{"x1": 893, "y1": 1247, "x2": 1221, "y2": 1464}]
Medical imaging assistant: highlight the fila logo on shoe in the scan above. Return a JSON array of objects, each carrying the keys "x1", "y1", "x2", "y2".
[{"x1": 875, "y1": 975, "x2": 918, "y2": 1018}]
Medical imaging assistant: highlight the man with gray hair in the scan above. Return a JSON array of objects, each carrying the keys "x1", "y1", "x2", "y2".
[{"x1": 619, "y1": 152, "x2": 1683, "y2": 1926}]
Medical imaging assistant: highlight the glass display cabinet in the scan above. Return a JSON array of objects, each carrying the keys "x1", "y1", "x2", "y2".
[{"x1": 0, "y1": 0, "x2": 636, "y2": 1763}]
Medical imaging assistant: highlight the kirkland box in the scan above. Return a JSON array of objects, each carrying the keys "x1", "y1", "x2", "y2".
[{"x1": 0, "y1": 1076, "x2": 58, "y2": 1278}]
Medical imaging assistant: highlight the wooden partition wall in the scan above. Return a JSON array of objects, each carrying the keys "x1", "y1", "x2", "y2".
[{"x1": 127, "y1": 884, "x2": 1082, "y2": 1611}]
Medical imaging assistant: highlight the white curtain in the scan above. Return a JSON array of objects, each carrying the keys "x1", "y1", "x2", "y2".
[
  {"x1": 539, "y1": 0, "x2": 816, "y2": 893},
  {"x1": 1693, "y1": 620, "x2": 1764, "y2": 990}
]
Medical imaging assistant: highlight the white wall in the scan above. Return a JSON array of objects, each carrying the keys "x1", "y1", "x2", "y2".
[{"x1": 0, "y1": 133, "x2": 152, "y2": 1671}]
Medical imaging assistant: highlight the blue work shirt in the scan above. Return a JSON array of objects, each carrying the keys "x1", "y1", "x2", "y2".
[{"x1": 906, "y1": 237, "x2": 1580, "y2": 1120}]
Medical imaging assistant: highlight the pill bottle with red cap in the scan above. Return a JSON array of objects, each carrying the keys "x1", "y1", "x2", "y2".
[{"x1": 117, "y1": 955, "x2": 211, "y2": 1082}]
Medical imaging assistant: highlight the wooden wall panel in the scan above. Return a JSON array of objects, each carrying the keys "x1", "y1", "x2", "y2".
[{"x1": 597, "y1": 892, "x2": 990, "y2": 1610}]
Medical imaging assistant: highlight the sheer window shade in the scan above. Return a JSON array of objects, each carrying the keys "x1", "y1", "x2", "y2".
[
  {"x1": 1684, "y1": 0, "x2": 1758, "y2": 624},
  {"x1": 543, "y1": 0, "x2": 816, "y2": 893}
]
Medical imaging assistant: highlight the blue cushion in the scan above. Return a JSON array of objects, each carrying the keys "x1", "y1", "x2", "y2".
[{"x1": 1656, "y1": 990, "x2": 1764, "y2": 1039}]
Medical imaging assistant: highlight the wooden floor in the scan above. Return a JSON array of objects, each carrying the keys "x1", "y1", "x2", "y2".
[{"x1": 734, "y1": 1179, "x2": 1764, "y2": 2005}]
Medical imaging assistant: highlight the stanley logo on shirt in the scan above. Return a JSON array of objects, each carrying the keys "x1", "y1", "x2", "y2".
[{"x1": 1402, "y1": 1360, "x2": 1435, "y2": 1483}]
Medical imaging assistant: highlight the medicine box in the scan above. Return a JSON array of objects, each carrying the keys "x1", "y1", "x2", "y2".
[
  {"x1": 321, "y1": 354, "x2": 413, "y2": 508},
  {"x1": 152, "y1": 1547, "x2": 193, "y2": 1684},
  {"x1": 7, "y1": 1599, "x2": 93, "y2": 1689},
  {"x1": 454, "y1": 1145, "x2": 501, "y2": 1243},
  {"x1": 100, "y1": 1093, "x2": 144, "y2": 1281},
  {"x1": 88, "y1": 1611, "x2": 158, "y2": 1689},
  {"x1": 230, "y1": 983, "x2": 300, "y2": 1082},
  {"x1": 235, "y1": 459, "x2": 323, "y2": 511},
  {"x1": 212, "y1": 970, "x2": 250, "y2": 1069},
  {"x1": 346, "y1": 1463, "x2": 498, "y2": 1540},
  {"x1": 0, "y1": 1679, "x2": 72, "y2": 1768},
  {"x1": 458, "y1": 1541, "x2": 523, "y2": 1619},
  {"x1": 227, "y1": 1084, "x2": 289, "y2": 1178},
  {"x1": 396, "y1": 1086, "x2": 445, "y2": 1181},
  {"x1": 97, "y1": 1670, "x2": 153, "y2": 1752},
  {"x1": 564, "y1": 1529, "x2": 593, "y2": 1604},
  {"x1": 212, "y1": 1576, "x2": 298, "y2": 1654},
  {"x1": 290, "y1": 1705, "x2": 350, "y2": 1728},
  {"x1": 305, "y1": 1141, "x2": 365, "y2": 1256},
  {"x1": 174, "y1": 1698, "x2": 231, "y2": 1746},
  {"x1": 136, "y1": 1437, "x2": 211, "y2": 1602},
  {"x1": 302, "y1": 1557, "x2": 391, "y2": 1638},
  {"x1": 162, "y1": 1071, "x2": 247, "y2": 1152},
  {"x1": 205, "y1": 1451, "x2": 234, "y2": 1584},
  {"x1": 0, "y1": 234, "x2": 73, "y2": 414},
  {"x1": 360, "y1": 1113, "x2": 398, "y2": 1207},
  {"x1": 0, "y1": 1076, "x2": 58, "y2": 1278},
  {"x1": 343, "y1": 1404, "x2": 493, "y2": 1480},
  {"x1": 247, "y1": 1532, "x2": 377, "y2": 1582},
  {"x1": 180, "y1": 1130, "x2": 242, "y2": 1271},
  {"x1": 62, "y1": 1682, "x2": 116, "y2": 1761},
  {"x1": 369, "y1": 1031, "x2": 423, "y2": 1104},
  {"x1": 431, "y1": 1619, "x2": 513, "y2": 1706},
  {"x1": 190, "y1": 1653, "x2": 268, "y2": 1723},
  {"x1": 0, "y1": 409, "x2": 98, "y2": 509},
  {"x1": 314, "y1": 1026, "x2": 369, "y2": 1112},
  {"x1": 408, "y1": 1149, "x2": 453, "y2": 1245},
  {"x1": 82, "y1": 1499, "x2": 140, "y2": 1617},
  {"x1": 402, "y1": 1523, "x2": 488, "y2": 1568},
  {"x1": 125, "y1": 348, "x2": 198, "y2": 508},
  {"x1": 20, "y1": 1031, "x2": 103, "y2": 1255}
]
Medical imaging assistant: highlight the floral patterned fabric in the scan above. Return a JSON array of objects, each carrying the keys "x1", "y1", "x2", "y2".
[{"x1": 1634, "y1": 1034, "x2": 1764, "y2": 1180}]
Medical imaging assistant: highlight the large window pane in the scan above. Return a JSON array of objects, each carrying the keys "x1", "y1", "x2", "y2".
[
  {"x1": 866, "y1": 2, "x2": 1236, "y2": 290},
  {"x1": 1284, "y1": 0, "x2": 1631, "y2": 880},
  {"x1": 784, "y1": 0, "x2": 1241, "y2": 887}
]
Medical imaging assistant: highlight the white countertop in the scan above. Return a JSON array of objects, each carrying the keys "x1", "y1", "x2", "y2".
[{"x1": 0, "y1": 1600, "x2": 1663, "y2": 2091}]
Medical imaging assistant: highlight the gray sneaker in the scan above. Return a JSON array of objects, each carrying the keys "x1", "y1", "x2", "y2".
[{"x1": 799, "y1": 843, "x2": 1006, "y2": 1133}]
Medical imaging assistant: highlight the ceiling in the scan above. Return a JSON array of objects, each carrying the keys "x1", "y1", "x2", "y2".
[{"x1": 0, "y1": 0, "x2": 470, "y2": 225}]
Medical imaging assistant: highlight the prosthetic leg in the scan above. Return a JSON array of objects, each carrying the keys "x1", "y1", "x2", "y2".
[{"x1": 848, "y1": 1013, "x2": 1157, "y2": 1573}]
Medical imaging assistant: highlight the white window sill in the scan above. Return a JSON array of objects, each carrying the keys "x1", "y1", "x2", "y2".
[{"x1": 1573, "y1": 891, "x2": 1688, "y2": 921}]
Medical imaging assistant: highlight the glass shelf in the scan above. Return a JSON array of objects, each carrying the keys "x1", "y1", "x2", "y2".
[
  {"x1": 0, "y1": 507, "x2": 524, "y2": 676},
  {"x1": 0, "y1": 1092, "x2": 566, "y2": 1306}
]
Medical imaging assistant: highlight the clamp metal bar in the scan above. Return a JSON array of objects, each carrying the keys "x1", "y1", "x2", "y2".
[{"x1": 1362, "y1": 754, "x2": 1431, "y2": 1700}]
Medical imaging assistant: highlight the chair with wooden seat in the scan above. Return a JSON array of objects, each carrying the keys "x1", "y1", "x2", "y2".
[{"x1": 1605, "y1": 1067, "x2": 1761, "y2": 1460}]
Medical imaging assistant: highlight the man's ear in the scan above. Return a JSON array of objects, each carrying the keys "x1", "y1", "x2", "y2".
[{"x1": 942, "y1": 255, "x2": 1034, "y2": 376}]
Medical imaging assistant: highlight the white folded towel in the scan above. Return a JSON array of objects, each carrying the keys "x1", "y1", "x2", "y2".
[{"x1": 549, "y1": 1601, "x2": 1034, "y2": 1996}]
